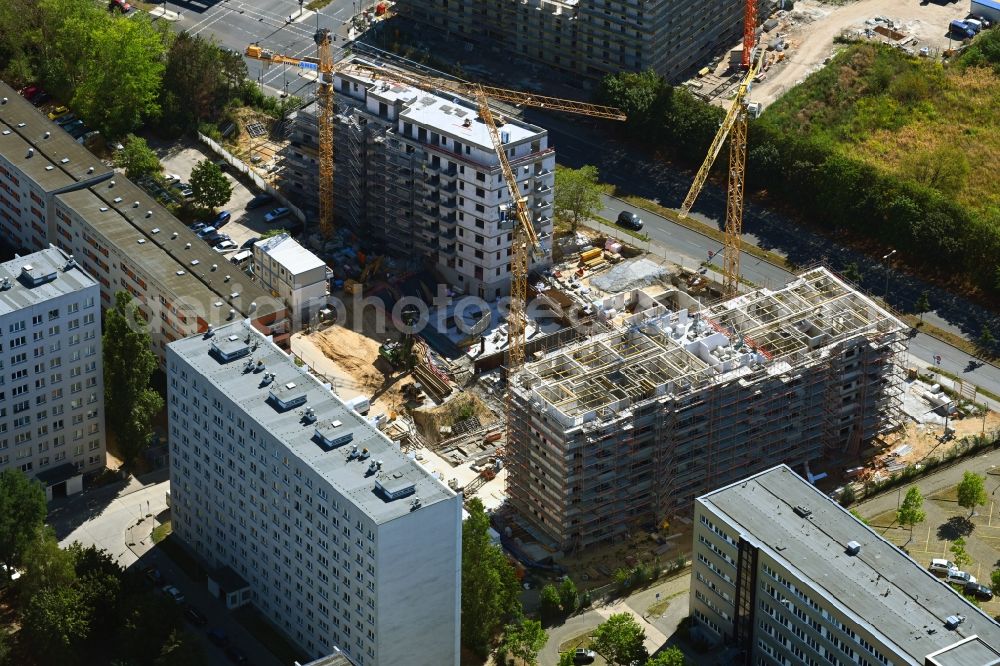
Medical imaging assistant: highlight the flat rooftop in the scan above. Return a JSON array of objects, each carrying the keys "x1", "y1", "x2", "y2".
[
  {"x1": 0, "y1": 81, "x2": 112, "y2": 190},
  {"x1": 0, "y1": 247, "x2": 96, "y2": 316},
  {"x1": 56, "y1": 177, "x2": 277, "y2": 321},
  {"x1": 255, "y1": 233, "x2": 326, "y2": 274},
  {"x1": 701, "y1": 465, "x2": 1000, "y2": 664},
  {"x1": 169, "y1": 321, "x2": 455, "y2": 525},
  {"x1": 516, "y1": 267, "x2": 905, "y2": 421},
  {"x1": 335, "y1": 58, "x2": 544, "y2": 152}
]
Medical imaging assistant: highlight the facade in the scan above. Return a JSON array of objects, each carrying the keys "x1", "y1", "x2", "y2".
[
  {"x1": 0, "y1": 247, "x2": 104, "y2": 498},
  {"x1": 691, "y1": 464, "x2": 1000, "y2": 666},
  {"x1": 0, "y1": 82, "x2": 113, "y2": 252},
  {"x1": 167, "y1": 320, "x2": 461, "y2": 666},
  {"x1": 508, "y1": 268, "x2": 906, "y2": 551},
  {"x1": 0, "y1": 80, "x2": 289, "y2": 360},
  {"x1": 252, "y1": 233, "x2": 329, "y2": 332},
  {"x1": 397, "y1": 0, "x2": 750, "y2": 83},
  {"x1": 282, "y1": 60, "x2": 555, "y2": 299}
]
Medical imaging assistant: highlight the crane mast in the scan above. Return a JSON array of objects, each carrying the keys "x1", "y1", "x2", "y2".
[{"x1": 314, "y1": 28, "x2": 335, "y2": 239}]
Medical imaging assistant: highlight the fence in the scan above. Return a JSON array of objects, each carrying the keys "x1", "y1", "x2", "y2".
[{"x1": 197, "y1": 132, "x2": 307, "y2": 225}]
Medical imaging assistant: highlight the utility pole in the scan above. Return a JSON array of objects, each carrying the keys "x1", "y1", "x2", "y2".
[{"x1": 881, "y1": 249, "x2": 896, "y2": 301}]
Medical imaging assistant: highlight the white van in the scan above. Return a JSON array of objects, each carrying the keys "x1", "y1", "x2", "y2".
[{"x1": 230, "y1": 249, "x2": 252, "y2": 265}]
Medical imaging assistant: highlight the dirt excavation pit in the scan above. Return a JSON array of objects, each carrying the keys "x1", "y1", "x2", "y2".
[{"x1": 412, "y1": 393, "x2": 497, "y2": 446}]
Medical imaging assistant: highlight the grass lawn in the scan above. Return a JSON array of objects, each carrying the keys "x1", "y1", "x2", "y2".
[
  {"x1": 558, "y1": 628, "x2": 595, "y2": 654},
  {"x1": 233, "y1": 606, "x2": 307, "y2": 665},
  {"x1": 151, "y1": 520, "x2": 172, "y2": 544}
]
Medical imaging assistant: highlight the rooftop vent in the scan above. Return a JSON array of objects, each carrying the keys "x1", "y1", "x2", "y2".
[
  {"x1": 151, "y1": 227, "x2": 160, "y2": 234},
  {"x1": 109, "y1": 180, "x2": 115, "y2": 187},
  {"x1": 86, "y1": 166, "x2": 94, "y2": 174},
  {"x1": 175, "y1": 270, "x2": 185, "y2": 276},
  {"x1": 64, "y1": 256, "x2": 76, "y2": 271},
  {"x1": 185, "y1": 243, "x2": 191, "y2": 249},
  {"x1": 171, "y1": 232, "x2": 178, "y2": 239},
  {"x1": 204, "y1": 325, "x2": 215, "y2": 337},
  {"x1": 211, "y1": 264, "x2": 218, "y2": 271},
  {"x1": 314, "y1": 421, "x2": 353, "y2": 450},
  {"x1": 60, "y1": 158, "x2": 69, "y2": 164},
  {"x1": 1, "y1": 130, "x2": 9, "y2": 135},
  {"x1": 44, "y1": 165, "x2": 53, "y2": 171},
  {"x1": 190, "y1": 260, "x2": 200, "y2": 266},
  {"x1": 133, "y1": 201, "x2": 140, "y2": 208},
  {"x1": 113, "y1": 197, "x2": 123, "y2": 203},
  {"x1": 303, "y1": 407, "x2": 317, "y2": 423},
  {"x1": 793, "y1": 505, "x2": 812, "y2": 518},
  {"x1": 146, "y1": 211, "x2": 152, "y2": 218},
  {"x1": 17, "y1": 122, "x2": 25, "y2": 128},
  {"x1": 99, "y1": 207, "x2": 108, "y2": 212},
  {"x1": 43, "y1": 132, "x2": 49, "y2": 139},
  {"x1": 845, "y1": 541, "x2": 861, "y2": 556},
  {"x1": 137, "y1": 239, "x2": 146, "y2": 244},
  {"x1": 0, "y1": 277, "x2": 11, "y2": 291},
  {"x1": 944, "y1": 615, "x2": 966, "y2": 631},
  {"x1": 1, "y1": 97, "x2": 6, "y2": 104}
]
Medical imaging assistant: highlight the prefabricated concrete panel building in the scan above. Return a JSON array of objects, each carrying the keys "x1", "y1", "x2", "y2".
[{"x1": 507, "y1": 268, "x2": 906, "y2": 552}]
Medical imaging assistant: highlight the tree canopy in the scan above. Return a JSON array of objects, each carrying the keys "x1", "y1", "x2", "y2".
[
  {"x1": 554, "y1": 165, "x2": 603, "y2": 232},
  {"x1": 896, "y1": 486, "x2": 926, "y2": 538},
  {"x1": 591, "y1": 613, "x2": 648, "y2": 666},
  {"x1": 957, "y1": 471, "x2": 988, "y2": 518},
  {"x1": 115, "y1": 134, "x2": 161, "y2": 180},
  {"x1": 102, "y1": 291, "x2": 164, "y2": 471},
  {"x1": 462, "y1": 498, "x2": 522, "y2": 656},
  {"x1": 0, "y1": 469, "x2": 47, "y2": 575},
  {"x1": 497, "y1": 617, "x2": 547, "y2": 666},
  {"x1": 647, "y1": 646, "x2": 687, "y2": 666},
  {"x1": 190, "y1": 159, "x2": 233, "y2": 211}
]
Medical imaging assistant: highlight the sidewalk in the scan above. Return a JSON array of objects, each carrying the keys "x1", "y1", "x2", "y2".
[{"x1": 148, "y1": 6, "x2": 182, "y2": 21}]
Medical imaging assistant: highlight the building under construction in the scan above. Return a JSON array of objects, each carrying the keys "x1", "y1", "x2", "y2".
[{"x1": 507, "y1": 268, "x2": 907, "y2": 552}]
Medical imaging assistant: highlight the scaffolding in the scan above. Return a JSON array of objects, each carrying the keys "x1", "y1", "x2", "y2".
[{"x1": 507, "y1": 267, "x2": 909, "y2": 550}]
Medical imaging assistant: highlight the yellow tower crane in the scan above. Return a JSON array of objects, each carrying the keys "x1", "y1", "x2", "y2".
[
  {"x1": 679, "y1": 1, "x2": 763, "y2": 299},
  {"x1": 314, "y1": 28, "x2": 335, "y2": 239}
]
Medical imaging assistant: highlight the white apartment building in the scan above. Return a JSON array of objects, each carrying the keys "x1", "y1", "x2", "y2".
[
  {"x1": 0, "y1": 247, "x2": 104, "y2": 498},
  {"x1": 282, "y1": 59, "x2": 556, "y2": 300},
  {"x1": 691, "y1": 464, "x2": 1000, "y2": 666},
  {"x1": 253, "y1": 233, "x2": 329, "y2": 332},
  {"x1": 167, "y1": 320, "x2": 461, "y2": 666}
]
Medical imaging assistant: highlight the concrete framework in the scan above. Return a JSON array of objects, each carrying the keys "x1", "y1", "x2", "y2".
[
  {"x1": 508, "y1": 268, "x2": 906, "y2": 551},
  {"x1": 397, "y1": 0, "x2": 755, "y2": 83},
  {"x1": 691, "y1": 464, "x2": 1000, "y2": 666},
  {"x1": 0, "y1": 247, "x2": 105, "y2": 496},
  {"x1": 167, "y1": 320, "x2": 461, "y2": 666},
  {"x1": 281, "y1": 58, "x2": 555, "y2": 300}
]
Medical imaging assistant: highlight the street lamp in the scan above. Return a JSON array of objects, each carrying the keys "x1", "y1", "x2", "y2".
[{"x1": 881, "y1": 249, "x2": 896, "y2": 301}]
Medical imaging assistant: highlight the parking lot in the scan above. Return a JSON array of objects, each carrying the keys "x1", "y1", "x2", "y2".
[
  {"x1": 158, "y1": 143, "x2": 296, "y2": 254},
  {"x1": 865, "y1": 468, "x2": 1000, "y2": 616}
]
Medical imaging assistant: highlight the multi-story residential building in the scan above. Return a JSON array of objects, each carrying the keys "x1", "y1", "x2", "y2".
[
  {"x1": 0, "y1": 81, "x2": 289, "y2": 360},
  {"x1": 252, "y1": 233, "x2": 329, "y2": 332},
  {"x1": 397, "y1": 0, "x2": 751, "y2": 83},
  {"x1": 0, "y1": 83, "x2": 113, "y2": 252},
  {"x1": 166, "y1": 320, "x2": 462, "y2": 666},
  {"x1": 507, "y1": 268, "x2": 907, "y2": 551},
  {"x1": 281, "y1": 59, "x2": 555, "y2": 300},
  {"x1": 691, "y1": 464, "x2": 1000, "y2": 665},
  {"x1": 0, "y1": 247, "x2": 104, "y2": 498}
]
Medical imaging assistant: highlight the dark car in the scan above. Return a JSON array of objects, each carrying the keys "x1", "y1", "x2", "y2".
[
  {"x1": 616, "y1": 210, "x2": 643, "y2": 230},
  {"x1": 573, "y1": 648, "x2": 596, "y2": 664},
  {"x1": 207, "y1": 628, "x2": 229, "y2": 647},
  {"x1": 56, "y1": 114, "x2": 78, "y2": 127},
  {"x1": 142, "y1": 566, "x2": 163, "y2": 586},
  {"x1": 241, "y1": 236, "x2": 260, "y2": 249},
  {"x1": 965, "y1": 581, "x2": 994, "y2": 601},
  {"x1": 31, "y1": 91, "x2": 51, "y2": 106},
  {"x1": 182, "y1": 604, "x2": 208, "y2": 626},
  {"x1": 204, "y1": 232, "x2": 231, "y2": 245},
  {"x1": 68, "y1": 125, "x2": 89, "y2": 139},
  {"x1": 214, "y1": 211, "x2": 232, "y2": 227},
  {"x1": 245, "y1": 193, "x2": 274, "y2": 210},
  {"x1": 225, "y1": 646, "x2": 249, "y2": 664}
]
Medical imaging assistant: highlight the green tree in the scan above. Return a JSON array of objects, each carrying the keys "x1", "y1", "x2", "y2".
[
  {"x1": 103, "y1": 291, "x2": 164, "y2": 472},
  {"x1": 462, "y1": 498, "x2": 521, "y2": 656},
  {"x1": 903, "y1": 146, "x2": 970, "y2": 198},
  {"x1": 838, "y1": 485, "x2": 856, "y2": 507},
  {"x1": 957, "y1": 471, "x2": 988, "y2": 518},
  {"x1": 596, "y1": 69, "x2": 672, "y2": 141},
  {"x1": 647, "y1": 646, "x2": 687, "y2": 666},
  {"x1": 154, "y1": 628, "x2": 207, "y2": 666},
  {"x1": 69, "y1": 543, "x2": 123, "y2": 643},
  {"x1": 613, "y1": 567, "x2": 632, "y2": 592},
  {"x1": 591, "y1": 613, "x2": 648, "y2": 666},
  {"x1": 991, "y1": 569, "x2": 1000, "y2": 596},
  {"x1": 539, "y1": 584, "x2": 562, "y2": 624},
  {"x1": 71, "y1": 15, "x2": 167, "y2": 139},
  {"x1": 978, "y1": 326, "x2": 996, "y2": 354},
  {"x1": 260, "y1": 228, "x2": 288, "y2": 239},
  {"x1": 841, "y1": 262, "x2": 863, "y2": 285},
  {"x1": 950, "y1": 536, "x2": 972, "y2": 570},
  {"x1": 849, "y1": 509, "x2": 870, "y2": 526},
  {"x1": 914, "y1": 291, "x2": 930, "y2": 322},
  {"x1": 114, "y1": 134, "x2": 161, "y2": 180},
  {"x1": 0, "y1": 468, "x2": 47, "y2": 575},
  {"x1": 21, "y1": 585, "x2": 91, "y2": 665},
  {"x1": 20, "y1": 527, "x2": 77, "y2": 599},
  {"x1": 189, "y1": 159, "x2": 233, "y2": 211},
  {"x1": 496, "y1": 617, "x2": 547, "y2": 666},
  {"x1": 557, "y1": 651, "x2": 576, "y2": 666},
  {"x1": 554, "y1": 165, "x2": 603, "y2": 232},
  {"x1": 160, "y1": 32, "x2": 227, "y2": 134},
  {"x1": 558, "y1": 577, "x2": 578, "y2": 615},
  {"x1": 896, "y1": 486, "x2": 926, "y2": 544}
]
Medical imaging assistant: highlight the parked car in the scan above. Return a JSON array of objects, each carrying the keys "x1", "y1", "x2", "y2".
[
  {"x1": 965, "y1": 581, "x2": 994, "y2": 601},
  {"x1": 20, "y1": 85, "x2": 39, "y2": 101},
  {"x1": 204, "y1": 232, "x2": 230, "y2": 245},
  {"x1": 182, "y1": 604, "x2": 208, "y2": 626},
  {"x1": 207, "y1": 628, "x2": 229, "y2": 647},
  {"x1": 47, "y1": 106, "x2": 70, "y2": 120},
  {"x1": 230, "y1": 250, "x2": 253, "y2": 265},
  {"x1": 162, "y1": 585, "x2": 185, "y2": 604},
  {"x1": 190, "y1": 222, "x2": 208, "y2": 233},
  {"x1": 142, "y1": 566, "x2": 163, "y2": 586},
  {"x1": 164, "y1": 173, "x2": 182, "y2": 183},
  {"x1": 77, "y1": 130, "x2": 100, "y2": 145},
  {"x1": 213, "y1": 211, "x2": 231, "y2": 227},
  {"x1": 246, "y1": 193, "x2": 274, "y2": 210},
  {"x1": 63, "y1": 119, "x2": 84, "y2": 133},
  {"x1": 929, "y1": 559, "x2": 958, "y2": 576},
  {"x1": 241, "y1": 236, "x2": 260, "y2": 249},
  {"x1": 573, "y1": 648, "x2": 596, "y2": 664},
  {"x1": 197, "y1": 226, "x2": 217, "y2": 239},
  {"x1": 263, "y1": 207, "x2": 290, "y2": 223},
  {"x1": 213, "y1": 240, "x2": 238, "y2": 253},
  {"x1": 68, "y1": 125, "x2": 89, "y2": 139},
  {"x1": 108, "y1": 0, "x2": 132, "y2": 12},
  {"x1": 179, "y1": 186, "x2": 194, "y2": 198},
  {"x1": 31, "y1": 91, "x2": 50, "y2": 106},
  {"x1": 616, "y1": 210, "x2": 643, "y2": 230},
  {"x1": 946, "y1": 570, "x2": 977, "y2": 586},
  {"x1": 225, "y1": 646, "x2": 249, "y2": 664},
  {"x1": 56, "y1": 114, "x2": 77, "y2": 127}
]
